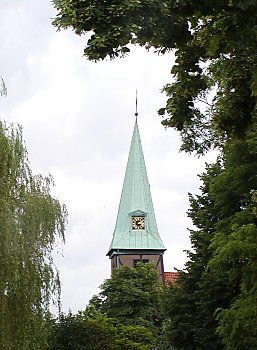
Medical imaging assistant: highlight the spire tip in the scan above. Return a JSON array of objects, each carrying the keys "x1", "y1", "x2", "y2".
[{"x1": 135, "y1": 89, "x2": 138, "y2": 117}]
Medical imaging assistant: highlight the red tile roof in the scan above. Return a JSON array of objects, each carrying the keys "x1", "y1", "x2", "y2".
[{"x1": 164, "y1": 271, "x2": 179, "y2": 285}]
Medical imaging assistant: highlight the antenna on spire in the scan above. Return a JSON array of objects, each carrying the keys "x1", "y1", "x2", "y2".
[{"x1": 135, "y1": 89, "x2": 138, "y2": 117}]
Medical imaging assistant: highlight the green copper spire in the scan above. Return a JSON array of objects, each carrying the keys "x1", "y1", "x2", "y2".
[{"x1": 108, "y1": 118, "x2": 166, "y2": 256}]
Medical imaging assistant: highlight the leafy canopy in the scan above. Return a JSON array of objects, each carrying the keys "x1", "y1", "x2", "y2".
[
  {"x1": 52, "y1": 0, "x2": 257, "y2": 153},
  {"x1": 164, "y1": 133, "x2": 257, "y2": 350},
  {"x1": 92, "y1": 263, "x2": 163, "y2": 330},
  {"x1": 0, "y1": 121, "x2": 67, "y2": 350},
  {"x1": 48, "y1": 303, "x2": 155, "y2": 350}
]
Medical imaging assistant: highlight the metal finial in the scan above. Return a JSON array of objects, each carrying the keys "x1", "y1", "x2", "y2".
[{"x1": 135, "y1": 89, "x2": 138, "y2": 117}]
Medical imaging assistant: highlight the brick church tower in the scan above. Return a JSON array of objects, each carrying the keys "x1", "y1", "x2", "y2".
[{"x1": 107, "y1": 117, "x2": 166, "y2": 283}]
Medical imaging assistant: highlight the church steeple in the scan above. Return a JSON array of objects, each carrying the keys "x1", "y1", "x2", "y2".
[{"x1": 107, "y1": 118, "x2": 166, "y2": 281}]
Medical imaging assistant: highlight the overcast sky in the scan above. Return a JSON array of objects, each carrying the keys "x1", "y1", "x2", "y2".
[{"x1": 0, "y1": 0, "x2": 216, "y2": 313}]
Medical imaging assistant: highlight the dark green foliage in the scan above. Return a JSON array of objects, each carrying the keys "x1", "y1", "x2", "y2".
[
  {"x1": 216, "y1": 288, "x2": 257, "y2": 350},
  {"x1": 48, "y1": 310, "x2": 155, "y2": 350},
  {"x1": 96, "y1": 263, "x2": 163, "y2": 331},
  {"x1": 48, "y1": 311, "x2": 116, "y2": 350},
  {"x1": 52, "y1": 0, "x2": 257, "y2": 154},
  {"x1": 163, "y1": 172, "x2": 228, "y2": 350},
  {"x1": 207, "y1": 135, "x2": 257, "y2": 347},
  {"x1": 0, "y1": 77, "x2": 7, "y2": 96},
  {"x1": 89, "y1": 263, "x2": 172, "y2": 349},
  {"x1": 114, "y1": 324, "x2": 154, "y2": 350},
  {"x1": 164, "y1": 136, "x2": 257, "y2": 350},
  {"x1": 0, "y1": 121, "x2": 67, "y2": 349}
]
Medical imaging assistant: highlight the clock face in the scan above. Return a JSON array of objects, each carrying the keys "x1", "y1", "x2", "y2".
[{"x1": 132, "y1": 216, "x2": 145, "y2": 230}]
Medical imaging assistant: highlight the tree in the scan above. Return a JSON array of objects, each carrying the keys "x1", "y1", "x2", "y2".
[
  {"x1": 207, "y1": 140, "x2": 257, "y2": 350},
  {"x1": 94, "y1": 263, "x2": 163, "y2": 331},
  {"x1": 0, "y1": 121, "x2": 67, "y2": 349},
  {"x1": 164, "y1": 136, "x2": 257, "y2": 350},
  {"x1": 114, "y1": 324, "x2": 154, "y2": 350},
  {"x1": 163, "y1": 163, "x2": 228, "y2": 350},
  {"x1": 89, "y1": 263, "x2": 173, "y2": 349},
  {"x1": 0, "y1": 77, "x2": 7, "y2": 97},
  {"x1": 52, "y1": 0, "x2": 257, "y2": 154},
  {"x1": 47, "y1": 305, "x2": 154, "y2": 350},
  {"x1": 48, "y1": 311, "x2": 116, "y2": 350},
  {"x1": 48, "y1": 307, "x2": 155, "y2": 350}
]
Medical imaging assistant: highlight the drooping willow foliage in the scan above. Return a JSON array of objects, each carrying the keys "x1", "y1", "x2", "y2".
[
  {"x1": 0, "y1": 77, "x2": 7, "y2": 97},
  {"x1": 0, "y1": 121, "x2": 67, "y2": 349}
]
